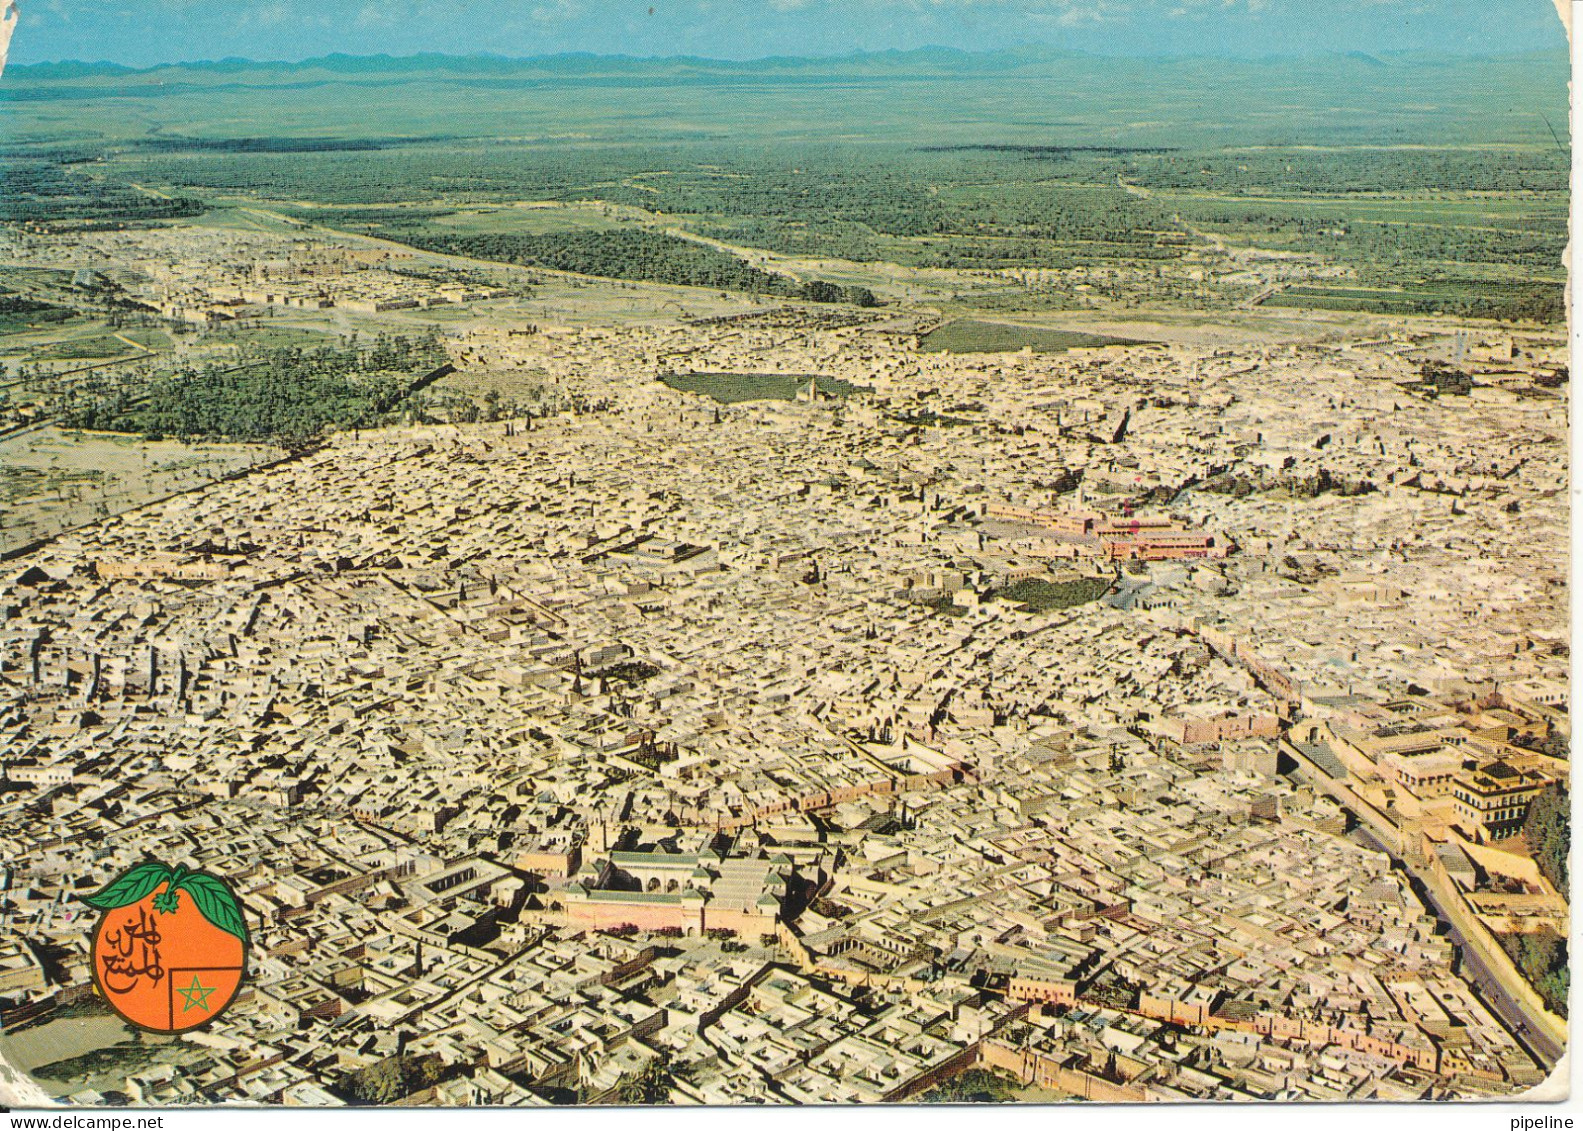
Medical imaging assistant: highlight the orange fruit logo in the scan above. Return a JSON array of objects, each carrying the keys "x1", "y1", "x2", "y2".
[{"x1": 82, "y1": 862, "x2": 249, "y2": 1033}]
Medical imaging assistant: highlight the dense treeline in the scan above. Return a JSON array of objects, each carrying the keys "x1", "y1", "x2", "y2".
[
  {"x1": 1500, "y1": 931, "x2": 1569, "y2": 1018},
  {"x1": 381, "y1": 227, "x2": 875, "y2": 303},
  {"x1": 1491, "y1": 783, "x2": 1571, "y2": 1017},
  {"x1": 390, "y1": 228, "x2": 792, "y2": 292},
  {"x1": 62, "y1": 335, "x2": 443, "y2": 446},
  {"x1": 1303, "y1": 219, "x2": 1563, "y2": 273},
  {"x1": 1127, "y1": 147, "x2": 1569, "y2": 196},
  {"x1": 996, "y1": 577, "x2": 1112, "y2": 610},
  {"x1": 0, "y1": 160, "x2": 205, "y2": 224},
  {"x1": 580, "y1": 152, "x2": 1185, "y2": 267},
  {"x1": 341, "y1": 1054, "x2": 447, "y2": 1105},
  {"x1": 131, "y1": 135, "x2": 449, "y2": 154},
  {"x1": 1478, "y1": 287, "x2": 1566, "y2": 323},
  {"x1": 0, "y1": 294, "x2": 76, "y2": 331},
  {"x1": 1268, "y1": 284, "x2": 1565, "y2": 323},
  {"x1": 1524, "y1": 782, "x2": 1568, "y2": 891},
  {"x1": 693, "y1": 217, "x2": 883, "y2": 261},
  {"x1": 1159, "y1": 200, "x2": 1565, "y2": 269},
  {"x1": 924, "y1": 144, "x2": 1177, "y2": 156},
  {"x1": 108, "y1": 144, "x2": 1183, "y2": 263},
  {"x1": 0, "y1": 295, "x2": 67, "y2": 313},
  {"x1": 798, "y1": 279, "x2": 878, "y2": 306},
  {"x1": 919, "y1": 1068, "x2": 1017, "y2": 1103}
]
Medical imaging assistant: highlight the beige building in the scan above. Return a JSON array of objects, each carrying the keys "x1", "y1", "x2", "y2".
[{"x1": 1451, "y1": 761, "x2": 1552, "y2": 843}]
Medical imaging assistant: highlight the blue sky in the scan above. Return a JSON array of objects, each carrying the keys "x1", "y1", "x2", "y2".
[{"x1": 8, "y1": 0, "x2": 1569, "y2": 67}]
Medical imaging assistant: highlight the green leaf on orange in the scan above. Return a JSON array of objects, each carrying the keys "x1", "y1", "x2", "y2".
[
  {"x1": 174, "y1": 871, "x2": 249, "y2": 944},
  {"x1": 80, "y1": 862, "x2": 171, "y2": 910}
]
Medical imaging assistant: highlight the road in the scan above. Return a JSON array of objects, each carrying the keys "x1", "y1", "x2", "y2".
[
  {"x1": 1286, "y1": 737, "x2": 1563, "y2": 1071},
  {"x1": 1451, "y1": 923, "x2": 1563, "y2": 1066},
  {"x1": 1348, "y1": 821, "x2": 1563, "y2": 1067}
]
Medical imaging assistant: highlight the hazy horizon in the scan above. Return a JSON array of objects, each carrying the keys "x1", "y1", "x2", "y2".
[
  {"x1": 5, "y1": 0, "x2": 1568, "y2": 71},
  {"x1": 6, "y1": 41, "x2": 1573, "y2": 74}
]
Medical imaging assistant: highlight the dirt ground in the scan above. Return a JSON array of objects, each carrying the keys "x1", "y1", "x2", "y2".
[{"x1": 0, "y1": 427, "x2": 281, "y2": 555}]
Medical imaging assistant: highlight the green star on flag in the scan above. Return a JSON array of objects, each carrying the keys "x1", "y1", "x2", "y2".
[{"x1": 177, "y1": 974, "x2": 215, "y2": 1012}]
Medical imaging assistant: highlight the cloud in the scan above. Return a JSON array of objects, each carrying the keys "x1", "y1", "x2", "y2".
[
  {"x1": 240, "y1": 2, "x2": 294, "y2": 29},
  {"x1": 529, "y1": 0, "x2": 584, "y2": 22}
]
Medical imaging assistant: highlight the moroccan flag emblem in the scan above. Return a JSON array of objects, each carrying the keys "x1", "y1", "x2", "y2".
[{"x1": 82, "y1": 862, "x2": 249, "y2": 1033}]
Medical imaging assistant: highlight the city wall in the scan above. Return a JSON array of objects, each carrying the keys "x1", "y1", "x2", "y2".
[{"x1": 979, "y1": 1038, "x2": 1153, "y2": 1102}]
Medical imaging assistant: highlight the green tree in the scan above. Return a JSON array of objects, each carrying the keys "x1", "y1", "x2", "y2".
[
  {"x1": 344, "y1": 1054, "x2": 446, "y2": 1105},
  {"x1": 1501, "y1": 930, "x2": 1569, "y2": 1018},
  {"x1": 1524, "y1": 782, "x2": 1569, "y2": 891},
  {"x1": 615, "y1": 1057, "x2": 672, "y2": 1105}
]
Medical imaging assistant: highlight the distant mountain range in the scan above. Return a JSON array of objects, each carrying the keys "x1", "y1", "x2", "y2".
[{"x1": 6, "y1": 44, "x2": 1564, "y2": 84}]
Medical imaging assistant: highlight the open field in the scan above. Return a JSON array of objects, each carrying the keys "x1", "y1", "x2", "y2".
[
  {"x1": 29, "y1": 333, "x2": 147, "y2": 361},
  {"x1": 0, "y1": 427, "x2": 282, "y2": 554},
  {"x1": 201, "y1": 323, "x2": 339, "y2": 350},
  {"x1": 283, "y1": 200, "x2": 634, "y2": 238},
  {"x1": 920, "y1": 319, "x2": 1148, "y2": 354},
  {"x1": 0, "y1": 1012, "x2": 178, "y2": 1099},
  {"x1": 658, "y1": 371, "x2": 873, "y2": 403}
]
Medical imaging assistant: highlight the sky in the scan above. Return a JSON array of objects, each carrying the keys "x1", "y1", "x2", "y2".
[{"x1": 6, "y1": 0, "x2": 1569, "y2": 68}]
